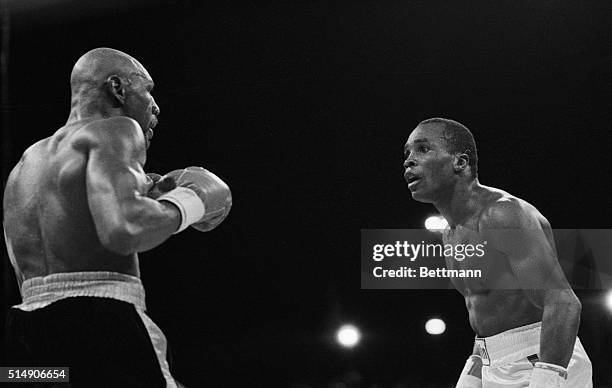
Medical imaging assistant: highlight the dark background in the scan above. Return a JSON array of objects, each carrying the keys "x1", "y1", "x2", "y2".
[{"x1": 1, "y1": 1, "x2": 611, "y2": 386}]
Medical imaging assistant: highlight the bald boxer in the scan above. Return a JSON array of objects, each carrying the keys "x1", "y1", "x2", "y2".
[
  {"x1": 3, "y1": 48, "x2": 231, "y2": 387},
  {"x1": 403, "y1": 118, "x2": 592, "y2": 387}
]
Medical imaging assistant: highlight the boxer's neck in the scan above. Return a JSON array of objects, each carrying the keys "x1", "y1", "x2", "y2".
[
  {"x1": 67, "y1": 96, "x2": 124, "y2": 124},
  {"x1": 433, "y1": 178, "x2": 482, "y2": 228}
]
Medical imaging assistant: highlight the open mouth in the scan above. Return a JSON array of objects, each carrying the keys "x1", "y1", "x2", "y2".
[{"x1": 407, "y1": 176, "x2": 421, "y2": 188}]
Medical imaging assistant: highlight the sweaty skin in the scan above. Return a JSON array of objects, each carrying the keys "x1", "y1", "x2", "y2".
[
  {"x1": 3, "y1": 48, "x2": 180, "y2": 288},
  {"x1": 403, "y1": 122, "x2": 581, "y2": 369},
  {"x1": 441, "y1": 188, "x2": 550, "y2": 334}
]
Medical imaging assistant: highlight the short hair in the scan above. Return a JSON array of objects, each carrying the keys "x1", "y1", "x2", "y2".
[
  {"x1": 419, "y1": 117, "x2": 478, "y2": 178},
  {"x1": 70, "y1": 48, "x2": 147, "y2": 99}
]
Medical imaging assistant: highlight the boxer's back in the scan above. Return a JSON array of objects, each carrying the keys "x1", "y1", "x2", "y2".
[{"x1": 3, "y1": 120, "x2": 139, "y2": 285}]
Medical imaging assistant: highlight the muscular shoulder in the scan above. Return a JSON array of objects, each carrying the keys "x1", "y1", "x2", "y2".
[
  {"x1": 81, "y1": 117, "x2": 143, "y2": 147},
  {"x1": 478, "y1": 191, "x2": 547, "y2": 231},
  {"x1": 78, "y1": 117, "x2": 146, "y2": 161},
  {"x1": 5, "y1": 139, "x2": 47, "y2": 189}
]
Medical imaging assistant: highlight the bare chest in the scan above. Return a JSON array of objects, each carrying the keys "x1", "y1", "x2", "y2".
[{"x1": 443, "y1": 226, "x2": 516, "y2": 293}]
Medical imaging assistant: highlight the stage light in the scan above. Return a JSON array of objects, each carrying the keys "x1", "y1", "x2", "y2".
[
  {"x1": 606, "y1": 290, "x2": 612, "y2": 312},
  {"x1": 336, "y1": 324, "x2": 361, "y2": 348},
  {"x1": 424, "y1": 215, "x2": 448, "y2": 232},
  {"x1": 425, "y1": 318, "x2": 446, "y2": 335}
]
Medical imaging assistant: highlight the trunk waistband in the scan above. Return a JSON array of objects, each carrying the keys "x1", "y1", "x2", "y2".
[
  {"x1": 15, "y1": 271, "x2": 146, "y2": 312},
  {"x1": 474, "y1": 322, "x2": 541, "y2": 368}
]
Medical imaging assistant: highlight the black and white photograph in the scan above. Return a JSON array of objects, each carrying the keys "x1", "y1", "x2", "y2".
[{"x1": 1, "y1": 1, "x2": 611, "y2": 387}]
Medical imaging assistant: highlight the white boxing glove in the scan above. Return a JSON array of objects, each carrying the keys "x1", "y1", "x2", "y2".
[
  {"x1": 158, "y1": 167, "x2": 232, "y2": 233},
  {"x1": 528, "y1": 362, "x2": 567, "y2": 388},
  {"x1": 456, "y1": 355, "x2": 483, "y2": 388}
]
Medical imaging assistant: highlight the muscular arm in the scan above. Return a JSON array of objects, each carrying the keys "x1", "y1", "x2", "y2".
[
  {"x1": 480, "y1": 200, "x2": 581, "y2": 368},
  {"x1": 85, "y1": 117, "x2": 180, "y2": 255}
]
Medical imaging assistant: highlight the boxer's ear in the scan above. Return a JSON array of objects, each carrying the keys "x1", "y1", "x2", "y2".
[
  {"x1": 106, "y1": 75, "x2": 126, "y2": 106},
  {"x1": 454, "y1": 153, "x2": 469, "y2": 174}
]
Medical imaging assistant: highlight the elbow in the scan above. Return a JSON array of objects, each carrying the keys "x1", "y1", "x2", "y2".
[
  {"x1": 569, "y1": 296, "x2": 582, "y2": 326},
  {"x1": 565, "y1": 291, "x2": 582, "y2": 313},
  {"x1": 555, "y1": 291, "x2": 582, "y2": 320},
  {"x1": 544, "y1": 290, "x2": 582, "y2": 316},
  {"x1": 99, "y1": 225, "x2": 140, "y2": 256},
  {"x1": 573, "y1": 296, "x2": 582, "y2": 315}
]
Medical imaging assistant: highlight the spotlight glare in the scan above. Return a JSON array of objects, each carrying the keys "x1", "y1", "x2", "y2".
[
  {"x1": 425, "y1": 318, "x2": 446, "y2": 335},
  {"x1": 424, "y1": 215, "x2": 448, "y2": 232},
  {"x1": 336, "y1": 324, "x2": 361, "y2": 348},
  {"x1": 606, "y1": 290, "x2": 612, "y2": 312}
]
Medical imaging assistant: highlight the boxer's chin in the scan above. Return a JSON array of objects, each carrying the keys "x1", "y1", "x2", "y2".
[{"x1": 410, "y1": 190, "x2": 432, "y2": 203}]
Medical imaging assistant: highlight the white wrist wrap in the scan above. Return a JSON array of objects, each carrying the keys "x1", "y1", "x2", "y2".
[
  {"x1": 529, "y1": 362, "x2": 567, "y2": 388},
  {"x1": 158, "y1": 187, "x2": 205, "y2": 233}
]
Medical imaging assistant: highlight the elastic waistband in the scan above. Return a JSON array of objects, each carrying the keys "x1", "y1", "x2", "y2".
[
  {"x1": 474, "y1": 322, "x2": 541, "y2": 368},
  {"x1": 15, "y1": 272, "x2": 146, "y2": 312}
]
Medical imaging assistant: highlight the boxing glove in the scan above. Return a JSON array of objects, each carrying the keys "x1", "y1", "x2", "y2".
[{"x1": 157, "y1": 167, "x2": 232, "y2": 233}]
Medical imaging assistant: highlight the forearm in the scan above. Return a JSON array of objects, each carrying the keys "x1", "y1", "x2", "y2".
[
  {"x1": 121, "y1": 196, "x2": 182, "y2": 252},
  {"x1": 538, "y1": 291, "x2": 581, "y2": 367},
  {"x1": 94, "y1": 195, "x2": 181, "y2": 255}
]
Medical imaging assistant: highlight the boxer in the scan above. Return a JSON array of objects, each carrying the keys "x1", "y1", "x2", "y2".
[
  {"x1": 403, "y1": 118, "x2": 592, "y2": 387},
  {"x1": 3, "y1": 48, "x2": 231, "y2": 387}
]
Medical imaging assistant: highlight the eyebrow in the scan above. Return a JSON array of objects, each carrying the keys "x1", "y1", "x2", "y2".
[
  {"x1": 404, "y1": 138, "x2": 432, "y2": 154},
  {"x1": 405, "y1": 138, "x2": 430, "y2": 148}
]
